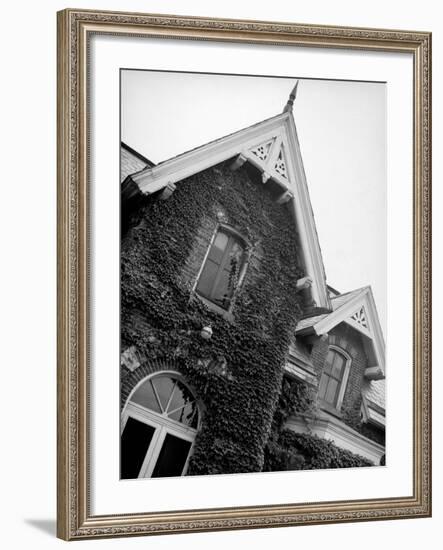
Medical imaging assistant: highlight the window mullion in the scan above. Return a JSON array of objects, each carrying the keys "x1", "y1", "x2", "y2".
[
  {"x1": 152, "y1": 383, "x2": 166, "y2": 414},
  {"x1": 164, "y1": 381, "x2": 177, "y2": 414},
  {"x1": 324, "y1": 375, "x2": 332, "y2": 402},
  {"x1": 140, "y1": 427, "x2": 165, "y2": 478},
  {"x1": 167, "y1": 401, "x2": 194, "y2": 417}
]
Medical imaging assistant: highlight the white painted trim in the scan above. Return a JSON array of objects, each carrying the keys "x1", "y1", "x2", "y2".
[
  {"x1": 347, "y1": 312, "x2": 372, "y2": 338},
  {"x1": 123, "y1": 369, "x2": 201, "y2": 416},
  {"x1": 125, "y1": 401, "x2": 199, "y2": 436},
  {"x1": 361, "y1": 396, "x2": 386, "y2": 428},
  {"x1": 128, "y1": 112, "x2": 331, "y2": 311},
  {"x1": 283, "y1": 114, "x2": 331, "y2": 310},
  {"x1": 312, "y1": 288, "x2": 367, "y2": 334},
  {"x1": 132, "y1": 116, "x2": 287, "y2": 194},
  {"x1": 284, "y1": 362, "x2": 317, "y2": 386},
  {"x1": 364, "y1": 366, "x2": 385, "y2": 380},
  {"x1": 191, "y1": 224, "x2": 219, "y2": 295},
  {"x1": 267, "y1": 134, "x2": 282, "y2": 167},
  {"x1": 286, "y1": 415, "x2": 385, "y2": 464}
]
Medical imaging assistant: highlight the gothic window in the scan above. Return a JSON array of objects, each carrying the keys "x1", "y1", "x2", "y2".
[
  {"x1": 121, "y1": 374, "x2": 199, "y2": 479},
  {"x1": 195, "y1": 227, "x2": 246, "y2": 311},
  {"x1": 318, "y1": 347, "x2": 351, "y2": 409}
]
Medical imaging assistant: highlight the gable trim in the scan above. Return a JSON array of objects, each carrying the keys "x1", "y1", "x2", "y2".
[{"x1": 131, "y1": 114, "x2": 287, "y2": 195}]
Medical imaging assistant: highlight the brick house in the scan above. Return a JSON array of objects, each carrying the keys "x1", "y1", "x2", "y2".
[{"x1": 119, "y1": 85, "x2": 385, "y2": 479}]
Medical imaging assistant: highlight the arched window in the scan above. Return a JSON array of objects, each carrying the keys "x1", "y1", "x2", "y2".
[
  {"x1": 318, "y1": 347, "x2": 351, "y2": 410},
  {"x1": 195, "y1": 226, "x2": 246, "y2": 311},
  {"x1": 121, "y1": 373, "x2": 200, "y2": 479}
]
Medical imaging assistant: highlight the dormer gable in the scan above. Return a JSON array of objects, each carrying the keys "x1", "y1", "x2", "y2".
[{"x1": 296, "y1": 286, "x2": 385, "y2": 379}]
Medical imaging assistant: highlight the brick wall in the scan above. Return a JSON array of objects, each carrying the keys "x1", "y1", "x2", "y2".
[{"x1": 310, "y1": 333, "x2": 330, "y2": 377}]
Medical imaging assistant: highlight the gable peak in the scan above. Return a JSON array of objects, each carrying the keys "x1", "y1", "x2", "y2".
[{"x1": 283, "y1": 80, "x2": 299, "y2": 113}]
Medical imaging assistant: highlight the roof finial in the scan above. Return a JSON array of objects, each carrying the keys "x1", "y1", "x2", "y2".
[{"x1": 283, "y1": 80, "x2": 299, "y2": 113}]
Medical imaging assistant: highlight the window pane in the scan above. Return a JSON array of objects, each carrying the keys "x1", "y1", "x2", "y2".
[
  {"x1": 196, "y1": 258, "x2": 219, "y2": 298},
  {"x1": 324, "y1": 378, "x2": 339, "y2": 405},
  {"x1": 318, "y1": 373, "x2": 329, "y2": 400},
  {"x1": 212, "y1": 268, "x2": 232, "y2": 308},
  {"x1": 331, "y1": 352, "x2": 345, "y2": 379},
  {"x1": 323, "y1": 349, "x2": 334, "y2": 374},
  {"x1": 217, "y1": 240, "x2": 244, "y2": 306},
  {"x1": 121, "y1": 417, "x2": 155, "y2": 479},
  {"x1": 168, "y1": 402, "x2": 198, "y2": 427},
  {"x1": 227, "y1": 240, "x2": 244, "y2": 266},
  {"x1": 151, "y1": 434, "x2": 192, "y2": 478},
  {"x1": 197, "y1": 230, "x2": 245, "y2": 309},
  {"x1": 152, "y1": 376, "x2": 176, "y2": 412},
  {"x1": 131, "y1": 380, "x2": 161, "y2": 413},
  {"x1": 167, "y1": 379, "x2": 195, "y2": 414},
  {"x1": 207, "y1": 231, "x2": 229, "y2": 264}
]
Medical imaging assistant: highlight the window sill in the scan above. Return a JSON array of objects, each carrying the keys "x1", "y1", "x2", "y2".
[
  {"x1": 191, "y1": 292, "x2": 234, "y2": 322},
  {"x1": 318, "y1": 400, "x2": 343, "y2": 419}
]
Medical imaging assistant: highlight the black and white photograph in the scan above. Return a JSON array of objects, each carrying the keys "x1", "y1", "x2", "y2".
[{"x1": 119, "y1": 70, "x2": 387, "y2": 479}]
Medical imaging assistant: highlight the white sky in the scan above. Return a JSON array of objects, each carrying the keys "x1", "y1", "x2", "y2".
[{"x1": 121, "y1": 70, "x2": 386, "y2": 336}]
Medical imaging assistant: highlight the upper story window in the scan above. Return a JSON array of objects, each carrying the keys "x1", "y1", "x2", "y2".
[
  {"x1": 195, "y1": 227, "x2": 246, "y2": 311},
  {"x1": 318, "y1": 347, "x2": 351, "y2": 410}
]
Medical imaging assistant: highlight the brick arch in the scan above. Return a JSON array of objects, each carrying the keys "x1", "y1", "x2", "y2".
[
  {"x1": 120, "y1": 358, "x2": 184, "y2": 411},
  {"x1": 327, "y1": 333, "x2": 361, "y2": 361}
]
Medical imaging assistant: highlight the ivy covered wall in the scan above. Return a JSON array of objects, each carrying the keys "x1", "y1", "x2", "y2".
[
  {"x1": 121, "y1": 160, "x2": 304, "y2": 475},
  {"x1": 263, "y1": 377, "x2": 373, "y2": 471}
]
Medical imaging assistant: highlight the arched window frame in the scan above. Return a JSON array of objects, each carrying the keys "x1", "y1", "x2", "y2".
[
  {"x1": 121, "y1": 371, "x2": 201, "y2": 479},
  {"x1": 318, "y1": 345, "x2": 352, "y2": 411},
  {"x1": 193, "y1": 223, "x2": 250, "y2": 317}
]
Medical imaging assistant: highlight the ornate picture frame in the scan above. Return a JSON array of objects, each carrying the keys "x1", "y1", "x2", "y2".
[{"x1": 57, "y1": 8, "x2": 431, "y2": 540}]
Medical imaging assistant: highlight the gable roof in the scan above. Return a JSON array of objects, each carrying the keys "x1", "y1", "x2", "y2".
[
  {"x1": 121, "y1": 142, "x2": 155, "y2": 183},
  {"x1": 126, "y1": 110, "x2": 331, "y2": 311},
  {"x1": 296, "y1": 285, "x2": 385, "y2": 378}
]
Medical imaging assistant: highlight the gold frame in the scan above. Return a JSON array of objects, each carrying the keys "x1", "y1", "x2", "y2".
[{"x1": 57, "y1": 8, "x2": 432, "y2": 541}]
